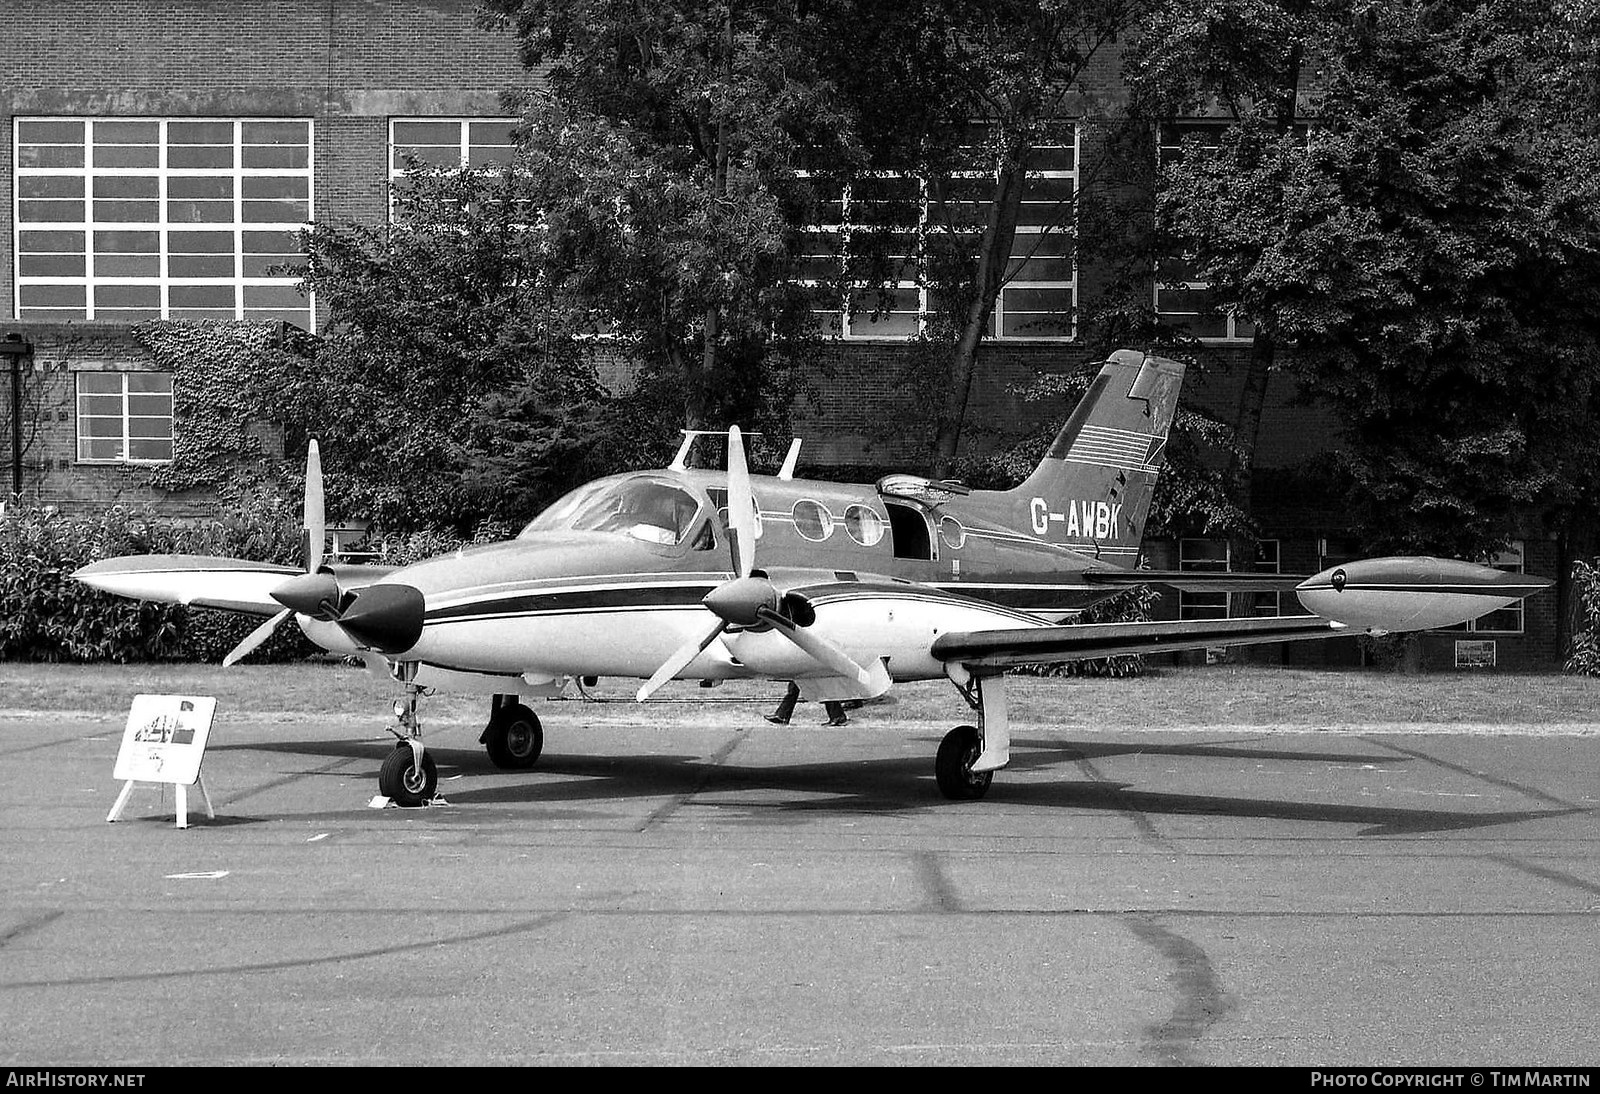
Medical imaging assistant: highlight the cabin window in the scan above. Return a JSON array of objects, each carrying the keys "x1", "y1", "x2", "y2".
[
  {"x1": 938, "y1": 515, "x2": 966, "y2": 550},
  {"x1": 844, "y1": 504, "x2": 885, "y2": 547},
  {"x1": 792, "y1": 499, "x2": 834, "y2": 541},
  {"x1": 886, "y1": 502, "x2": 933, "y2": 560}
]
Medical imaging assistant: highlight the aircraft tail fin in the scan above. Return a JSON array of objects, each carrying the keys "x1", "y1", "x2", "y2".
[{"x1": 1007, "y1": 349, "x2": 1184, "y2": 560}]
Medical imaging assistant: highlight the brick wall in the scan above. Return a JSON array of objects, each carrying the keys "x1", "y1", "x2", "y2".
[{"x1": 1, "y1": 0, "x2": 526, "y2": 319}]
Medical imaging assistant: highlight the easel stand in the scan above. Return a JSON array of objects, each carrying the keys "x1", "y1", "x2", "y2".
[
  {"x1": 107, "y1": 695, "x2": 219, "y2": 830},
  {"x1": 106, "y1": 772, "x2": 215, "y2": 829}
]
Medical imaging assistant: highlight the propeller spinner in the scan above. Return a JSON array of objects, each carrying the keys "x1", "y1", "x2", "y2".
[{"x1": 221, "y1": 440, "x2": 426, "y2": 665}]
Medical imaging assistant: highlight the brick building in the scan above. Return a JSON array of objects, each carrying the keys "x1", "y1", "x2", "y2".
[{"x1": 0, "y1": 0, "x2": 1565, "y2": 667}]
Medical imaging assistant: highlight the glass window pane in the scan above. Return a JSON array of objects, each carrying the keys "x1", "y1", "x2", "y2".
[
  {"x1": 19, "y1": 230, "x2": 85, "y2": 252},
  {"x1": 20, "y1": 284, "x2": 86, "y2": 308},
  {"x1": 19, "y1": 254, "x2": 86, "y2": 276},
  {"x1": 168, "y1": 121, "x2": 234, "y2": 144},
  {"x1": 93, "y1": 145, "x2": 160, "y2": 168},
  {"x1": 126, "y1": 373, "x2": 171, "y2": 393},
  {"x1": 168, "y1": 145, "x2": 234, "y2": 169},
  {"x1": 168, "y1": 285, "x2": 235, "y2": 309},
  {"x1": 19, "y1": 176, "x2": 84, "y2": 198}
]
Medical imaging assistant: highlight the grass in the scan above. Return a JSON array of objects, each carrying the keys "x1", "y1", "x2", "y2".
[{"x1": 1, "y1": 659, "x2": 1595, "y2": 731}]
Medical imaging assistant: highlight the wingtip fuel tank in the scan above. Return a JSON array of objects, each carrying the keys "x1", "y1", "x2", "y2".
[{"x1": 1295, "y1": 556, "x2": 1552, "y2": 633}]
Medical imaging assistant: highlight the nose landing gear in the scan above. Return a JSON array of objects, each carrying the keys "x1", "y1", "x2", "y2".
[{"x1": 377, "y1": 661, "x2": 438, "y2": 807}]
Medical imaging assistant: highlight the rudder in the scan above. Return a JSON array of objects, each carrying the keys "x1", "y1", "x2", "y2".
[{"x1": 1008, "y1": 349, "x2": 1184, "y2": 559}]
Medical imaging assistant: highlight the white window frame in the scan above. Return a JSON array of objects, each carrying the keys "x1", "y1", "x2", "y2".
[
  {"x1": 802, "y1": 124, "x2": 1079, "y2": 342},
  {"x1": 1439, "y1": 542, "x2": 1526, "y2": 636},
  {"x1": 1154, "y1": 120, "x2": 1255, "y2": 343},
  {"x1": 1178, "y1": 537, "x2": 1284, "y2": 620},
  {"x1": 76, "y1": 370, "x2": 173, "y2": 465},
  {"x1": 13, "y1": 117, "x2": 315, "y2": 328},
  {"x1": 387, "y1": 117, "x2": 518, "y2": 219}
]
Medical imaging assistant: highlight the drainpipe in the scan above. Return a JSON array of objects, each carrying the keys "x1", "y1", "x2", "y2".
[{"x1": 0, "y1": 334, "x2": 34, "y2": 498}]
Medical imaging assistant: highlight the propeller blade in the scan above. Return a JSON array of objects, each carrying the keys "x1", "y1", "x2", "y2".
[
  {"x1": 303, "y1": 439, "x2": 325, "y2": 573},
  {"x1": 637, "y1": 618, "x2": 728, "y2": 702},
  {"x1": 757, "y1": 607, "x2": 873, "y2": 689},
  {"x1": 726, "y1": 424, "x2": 756, "y2": 578},
  {"x1": 222, "y1": 608, "x2": 292, "y2": 667}
]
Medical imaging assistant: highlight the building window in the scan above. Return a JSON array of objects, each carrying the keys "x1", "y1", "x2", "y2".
[
  {"x1": 801, "y1": 124, "x2": 1078, "y2": 341},
  {"x1": 14, "y1": 118, "x2": 314, "y2": 328},
  {"x1": 1154, "y1": 121, "x2": 1255, "y2": 343},
  {"x1": 77, "y1": 371, "x2": 173, "y2": 463},
  {"x1": 1178, "y1": 538, "x2": 1284, "y2": 620},
  {"x1": 389, "y1": 118, "x2": 517, "y2": 217},
  {"x1": 1439, "y1": 543, "x2": 1526, "y2": 635}
]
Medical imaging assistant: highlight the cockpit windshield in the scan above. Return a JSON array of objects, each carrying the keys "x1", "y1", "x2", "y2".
[{"x1": 520, "y1": 477, "x2": 710, "y2": 548}]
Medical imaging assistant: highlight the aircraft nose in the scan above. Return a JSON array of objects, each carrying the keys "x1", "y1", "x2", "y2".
[{"x1": 335, "y1": 583, "x2": 426, "y2": 654}]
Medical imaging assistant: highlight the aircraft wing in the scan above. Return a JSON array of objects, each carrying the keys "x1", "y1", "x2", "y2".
[
  {"x1": 931, "y1": 615, "x2": 1346, "y2": 672},
  {"x1": 73, "y1": 554, "x2": 397, "y2": 616}
]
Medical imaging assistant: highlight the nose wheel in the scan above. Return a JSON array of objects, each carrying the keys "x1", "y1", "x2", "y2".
[
  {"x1": 378, "y1": 662, "x2": 438, "y2": 807},
  {"x1": 379, "y1": 742, "x2": 438, "y2": 806}
]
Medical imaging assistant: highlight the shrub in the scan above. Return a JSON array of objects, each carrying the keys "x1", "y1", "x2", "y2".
[
  {"x1": 1011, "y1": 583, "x2": 1160, "y2": 679},
  {"x1": 1565, "y1": 559, "x2": 1600, "y2": 676},
  {"x1": 0, "y1": 498, "x2": 315, "y2": 663}
]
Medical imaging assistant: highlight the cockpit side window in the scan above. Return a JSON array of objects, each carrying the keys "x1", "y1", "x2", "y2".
[{"x1": 521, "y1": 478, "x2": 710, "y2": 547}]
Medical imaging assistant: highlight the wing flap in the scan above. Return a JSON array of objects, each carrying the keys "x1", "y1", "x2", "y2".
[
  {"x1": 1083, "y1": 569, "x2": 1308, "y2": 592},
  {"x1": 932, "y1": 615, "x2": 1344, "y2": 671}
]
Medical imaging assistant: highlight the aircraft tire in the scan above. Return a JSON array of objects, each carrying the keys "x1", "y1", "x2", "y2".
[
  {"x1": 485, "y1": 704, "x2": 543, "y2": 770},
  {"x1": 379, "y1": 745, "x2": 437, "y2": 807},
  {"x1": 935, "y1": 724, "x2": 992, "y2": 801}
]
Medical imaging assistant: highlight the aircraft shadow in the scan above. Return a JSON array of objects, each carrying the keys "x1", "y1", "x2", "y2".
[{"x1": 218, "y1": 735, "x2": 1584, "y2": 837}]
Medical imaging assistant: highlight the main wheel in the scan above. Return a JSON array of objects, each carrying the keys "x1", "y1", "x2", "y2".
[
  {"x1": 935, "y1": 724, "x2": 992, "y2": 801},
  {"x1": 379, "y1": 744, "x2": 438, "y2": 807},
  {"x1": 485, "y1": 704, "x2": 543, "y2": 770}
]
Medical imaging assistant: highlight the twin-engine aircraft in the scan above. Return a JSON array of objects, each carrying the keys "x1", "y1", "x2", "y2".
[{"x1": 75, "y1": 350, "x2": 1550, "y2": 806}]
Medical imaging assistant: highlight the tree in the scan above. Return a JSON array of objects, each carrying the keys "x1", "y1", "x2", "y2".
[
  {"x1": 482, "y1": 0, "x2": 860, "y2": 446},
  {"x1": 1143, "y1": 0, "x2": 1600, "y2": 560},
  {"x1": 254, "y1": 163, "x2": 613, "y2": 534},
  {"x1": 811, "y1": 0, "x2": 1143, "y2": 478}
]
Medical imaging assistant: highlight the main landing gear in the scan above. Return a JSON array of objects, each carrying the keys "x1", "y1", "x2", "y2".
[
  {"x1": 375, "y1": 668, "x2": 547, "y2": 807},
  {"x1": 480, "y1": 693, "x2": 543, "y2": 769},
  {"x1": 937, "y1": 669, "x2": 1012, "y2": 801}
]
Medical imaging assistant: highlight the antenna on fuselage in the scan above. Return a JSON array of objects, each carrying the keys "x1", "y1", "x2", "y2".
[
  {"x1": 777, "y1": 439, "x2": 802, "y2": 480},
  {"x1": 669, "y1": 429, "x2": 765, "y2": 472}
]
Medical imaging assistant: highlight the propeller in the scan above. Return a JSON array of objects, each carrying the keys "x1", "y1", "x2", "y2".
[
  {"x1": 636, "y1": 426, "x2": 873, "y2": 701},
  {"x1": 221, "y1": 440, "x2": 334, "y2": 667}
]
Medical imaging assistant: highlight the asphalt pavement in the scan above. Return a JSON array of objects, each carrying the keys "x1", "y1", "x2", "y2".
[{"x1": 1, "y1": 690, "x2": 1596, "y2": 1066}]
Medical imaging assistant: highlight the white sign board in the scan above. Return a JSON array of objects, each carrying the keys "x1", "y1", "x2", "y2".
[{"x1": 113, "y1": 694, "x2": 217, "y2": 786}]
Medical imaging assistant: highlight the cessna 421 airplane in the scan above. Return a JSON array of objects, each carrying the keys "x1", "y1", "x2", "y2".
[{"x1": 74, "y1": 349, "x2": 1551, "y2": 806}]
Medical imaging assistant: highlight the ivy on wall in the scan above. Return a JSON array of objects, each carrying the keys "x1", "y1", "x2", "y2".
[{"x1": 134, "y1": 320, "x2": 283, "y2": 496}]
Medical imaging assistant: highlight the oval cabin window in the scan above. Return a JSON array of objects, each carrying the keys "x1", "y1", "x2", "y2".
[
  {"x1": 844, "y1": 504, "x2": 885, "y2": 547},
  {"x1": 939, "y1": 515, "x2": 965, "y2": 550},
  {"x1": 792, "y1": 499, "x2": 834, "y2": 541}
]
